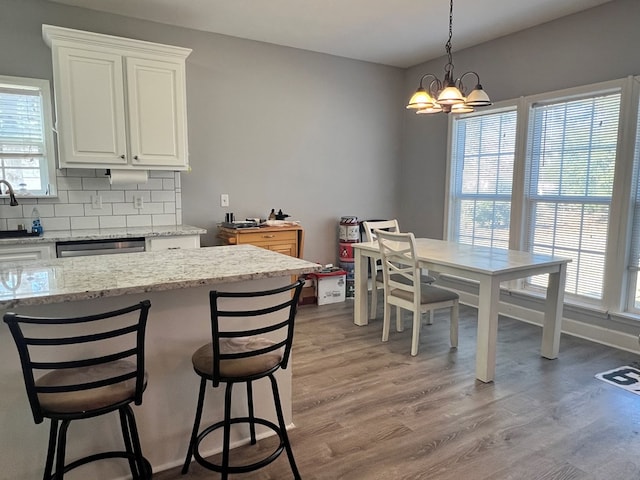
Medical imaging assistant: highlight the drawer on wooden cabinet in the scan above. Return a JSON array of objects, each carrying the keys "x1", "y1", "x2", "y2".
[{"x1": 237, "y1": 230, "x2": 297, "y2": 244}]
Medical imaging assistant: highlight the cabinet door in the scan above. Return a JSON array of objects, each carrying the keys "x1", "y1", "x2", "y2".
[
  {"x1": 0, "y1": 244, "x2": 53, "y2": 262},
  {"x1": 269, "y1": 243, "x2": 297, "y2": 257},
  {"x1": 126, "y1": 57, "x2": 188, "y2": 169},
  {"x1": 54, "y1": 47, "x2": 128, "y2": 167}
]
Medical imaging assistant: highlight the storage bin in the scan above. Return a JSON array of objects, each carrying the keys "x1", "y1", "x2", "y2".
[{"x1": 311, "y1": 270, "x2": 346, "y2": 305}]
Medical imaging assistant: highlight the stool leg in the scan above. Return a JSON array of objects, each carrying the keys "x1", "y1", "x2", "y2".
[
  {"x1": 268, "y1": 374, "x2": 301, "y2": 480},
  {"x1": 123, "y1": 405, "x2": 149, "y2": 479},
  {"x1": 246, "y1": 381, "x2": 256, "y2": 445},
  {"x1": 221, "y1": 382, "x2": 235, "y2": 480},
  {"x1": 54, "y1": 420, "x2": 71, "y2": 480},
  {"x1": 182, "y1": 377, "x2": 207, "y2": 474},
  {"x1": 119, "y1": 408, "x2": 139, "y2": 478},
  {"x1": 43, "y1": 419, "x2": 59, "y2": 480}
]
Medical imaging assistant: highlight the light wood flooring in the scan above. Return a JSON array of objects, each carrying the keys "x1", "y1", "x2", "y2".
[{"x1": 155, "y1": 301, "x2": 640, "y2": 480}]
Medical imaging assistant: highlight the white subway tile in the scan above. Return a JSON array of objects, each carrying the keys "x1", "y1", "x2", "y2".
[
  {"x1": 162, "y1": 178, "x2": 175, "y2": 190},
  {"x1": 54, "y1": 204, "x2": 85, "y2": 216},
  {"x1": 98, "y1": 191, "x2": 125, "y2": 203},
  {"x1": 99, "y1": 216, "x2": 127, "y2": 229},
  {"x1": 68, "y1": 191, "x2": 94, "y2": 203},
  {"x1": 57, "y1": 176, "x2": 83, "y2": 190},
  {"x1": 82, "y1": 177, "x2": 111, "y2": 190},
  {"x1": 71, "y1": 216, "x2": 99, "y2": 229},
  {"x1": 126, "y1": 215, "x2": 152, "y2": 227},
  {"x1": 141, "y1": 202, "x2": 164, "y2": 214},
  {"x1": 144, "y1": 178, "x2": 164, "y2": 190},
  {"x1": 113, "y1": 203, "x2": 138, "y2": 215},
  {"x1": 152, "y1": 214, "x2": 176, "y2": 226},
  {"x1": 45, "y1": 217, "x2": 71, "y2": 231},
  {"x1": 151, "y1": 191, "x2": 175, "y2": 203}
]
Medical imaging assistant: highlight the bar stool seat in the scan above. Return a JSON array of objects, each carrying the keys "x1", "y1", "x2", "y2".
[
  {"x1": 182, "y1": 280, "x2": 305, "y2": 479},
  {"x1": 3, "y1": 301, "x2": 152, "y2": 480}
]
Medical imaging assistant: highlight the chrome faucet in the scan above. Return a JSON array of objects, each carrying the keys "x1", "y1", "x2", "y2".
[{"x1": 0, "y1": 180, "x2": 19, "y2": 206}]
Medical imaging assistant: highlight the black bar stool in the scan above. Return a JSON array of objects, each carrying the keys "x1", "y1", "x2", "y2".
[
  {"x1": 3, "y1": 300, "x2": 152, "y2": 480},
  {"x1": 181, "y1": 280, "x2": 304, "y2": 479}
]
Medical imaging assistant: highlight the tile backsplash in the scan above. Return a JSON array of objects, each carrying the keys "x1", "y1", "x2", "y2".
[{"x1": 0, "y1": 169, "x2": 182, "y2": 231}]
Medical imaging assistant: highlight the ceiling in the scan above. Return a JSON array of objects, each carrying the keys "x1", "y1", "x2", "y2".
[{"x1": 46, "y1": 0, "x2": 613, "y2": 68}]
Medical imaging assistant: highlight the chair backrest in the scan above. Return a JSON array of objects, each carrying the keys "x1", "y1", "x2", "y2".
[
  {"x1": 209, "y1": 279, "x2": 304, "y2": 386},
  {"x1": 3, "y1": 300, "x2": 151, "y2": 423},
  {"x1": 375, "y1": 230, "x2": 421, "y2": 308},
  {"x1": 361, "y1": 219, "x2": 400, "y2": 243}
]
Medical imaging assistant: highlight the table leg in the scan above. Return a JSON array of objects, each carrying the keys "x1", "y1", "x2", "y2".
[
  {"x1": 541, "y1": 263, "x2": 567, "y2": 359},
  {"x1": 476, "y1": 276, "x2": 500, "y2": 383},
  {"x1": 354, "y1": 249, "x2": 369, "y2": 326}
]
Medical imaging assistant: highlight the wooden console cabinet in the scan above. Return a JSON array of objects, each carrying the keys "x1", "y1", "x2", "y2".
[{"x1": 217, "y1": 225, "x2": 304, "y2": 258}]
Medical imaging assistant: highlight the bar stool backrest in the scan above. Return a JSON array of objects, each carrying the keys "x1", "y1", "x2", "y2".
[
  {"x1": 3, "y1": 300, "x2": 151, "y2": 424},
  {"x1": 209, "y1": 280, "x2": 304, "y2": 387}
]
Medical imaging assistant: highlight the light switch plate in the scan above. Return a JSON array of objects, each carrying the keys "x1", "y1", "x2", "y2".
[{"x1": 220, "y1": 194, "x2": 229, "y2": 207}]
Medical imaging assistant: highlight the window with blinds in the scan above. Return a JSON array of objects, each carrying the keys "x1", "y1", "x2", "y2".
[
  {"x1": 628, "y1": 98, "x2": 640, "y2": 310},
  {"x1": 0, "y1": 76, "x2": 54, "y2": 196},
  {"x1": 450, "y1": 109, "x2": 517, "y2": 248},
  {"x1": 524, "y1": 93, "x2": 621, "y2": 300}
]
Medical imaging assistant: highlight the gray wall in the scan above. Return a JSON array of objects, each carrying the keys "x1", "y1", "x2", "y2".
[
  {"x1": 0, "y1": 0, "x2": 404, "y2": 264},
  {"x1": 3, "y1": 0, "x2": 640, "y2": 264},
  {"x1": 400, "y1": 0, "x2": 640, "y2": 239}
]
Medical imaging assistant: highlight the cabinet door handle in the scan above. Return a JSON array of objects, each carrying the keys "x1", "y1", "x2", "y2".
[
  {"x1": 120, "y1": 154, "x2": 125, "y2": 159},
  {"x1": 134, "y1": 155, "x2": 139, "y2": 161},
  {"x1": 262, "y1": 234, "x2": 275, "y2": 238}
]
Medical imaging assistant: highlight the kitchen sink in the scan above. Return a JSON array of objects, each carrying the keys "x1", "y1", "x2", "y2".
[{"x1": 0, "y1": 229, "x2": 40, "y2": 239}]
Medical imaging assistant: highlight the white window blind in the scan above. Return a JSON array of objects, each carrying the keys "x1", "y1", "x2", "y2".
[
  {"x1": 450, "y1": 109, "x2": 517, "y2": 248},
  {"x1": 627, "y1": 97, "x2": 640, "y2": 310},
  {"x1": 525, "y1": 93, "x2": 621, "y2": 300},
  {"x1": 0, "y1": 81, "x2": 51, "y2": 195}
]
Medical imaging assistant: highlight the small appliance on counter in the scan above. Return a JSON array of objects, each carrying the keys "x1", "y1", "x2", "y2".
[{"x1": 268, "y1": 209, "x2": 290, "y2": 221}]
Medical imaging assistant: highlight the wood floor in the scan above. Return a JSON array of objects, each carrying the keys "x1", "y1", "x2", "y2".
[{"x1": 155, "y1": 301, "x2": 640, "y2": 480}]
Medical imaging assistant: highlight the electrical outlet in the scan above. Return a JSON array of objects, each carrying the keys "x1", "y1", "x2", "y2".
[
  {"x1": 220, "y1": 194, "x2": 229, "y2": 207},
  {"x1": 134, "y1": 195, "x2": 144, "y2": 209},
  {"x1": 92, "y1": 194, "x2": 102, "y2": 209}
]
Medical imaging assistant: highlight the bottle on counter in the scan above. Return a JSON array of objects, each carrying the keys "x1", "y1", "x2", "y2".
[
  {"x1": 31, "y1": 207, "x2": 43, "y2": 235},
  {"x1": 268, "y1": 209, "x2": 276, "y2": 220}
]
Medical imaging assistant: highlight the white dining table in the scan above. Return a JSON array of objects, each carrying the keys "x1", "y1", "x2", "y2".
[{"x1": 353, "y1": 238, "x2": 571, "y2": 383}]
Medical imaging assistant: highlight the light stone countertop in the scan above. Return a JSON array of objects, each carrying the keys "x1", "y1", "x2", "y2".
[
  {"x1": 0, "y1": 224, "x2": 207, "y2": 245},
  {"x1": 0, "y1": 244, "x2": 321, "y2": 309}
]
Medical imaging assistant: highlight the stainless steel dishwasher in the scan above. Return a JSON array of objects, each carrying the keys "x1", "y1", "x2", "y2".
[{"x1": 55, "y1": 238, "x2": 146, "y2": 257}]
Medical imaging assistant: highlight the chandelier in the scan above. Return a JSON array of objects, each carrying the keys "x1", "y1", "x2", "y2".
[{"x1": 406, "y1": 0, "x2": 491, "y2": 114}]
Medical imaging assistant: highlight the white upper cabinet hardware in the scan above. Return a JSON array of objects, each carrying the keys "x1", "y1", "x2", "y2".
[{"x1": 42, "y1": 25, "x2": 192, "y2": 170}]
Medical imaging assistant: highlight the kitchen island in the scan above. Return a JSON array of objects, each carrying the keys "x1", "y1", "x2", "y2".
[{"x1": 0, "y1": 245, "x2": 320, "y2": 480}]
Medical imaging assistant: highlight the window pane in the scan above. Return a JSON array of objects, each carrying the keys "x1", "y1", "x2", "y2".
[
  {"x1": 450, "y1": 109, "x2": 517, "y2": 249},
  {"x1": 526, "y1": 93, "x2": 620, "y2": 300},
  {"x1": 627, "y1": 96, "x2": 640, "y2": 310},
  {"x1": 0, "y1": 79, "x2": 50, "y2": 195}
]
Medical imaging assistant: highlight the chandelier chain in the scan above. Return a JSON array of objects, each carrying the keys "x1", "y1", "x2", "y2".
[{"x1": 445, "y1": 0, "x2": 454, "y2": 70}]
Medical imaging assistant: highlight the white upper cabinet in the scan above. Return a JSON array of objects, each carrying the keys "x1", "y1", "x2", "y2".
[{"x1": 42, "y1": 25, "x2": 191, "y2": 170}]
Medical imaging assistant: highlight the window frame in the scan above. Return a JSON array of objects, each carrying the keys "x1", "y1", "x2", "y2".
[
  {"x1": 0, "y1": 74, "x2": 57, "y2": 197},
  {"x1": 444, "y1": 100, "x2": 520, "y2": 247},
  {"x1": 445, "y1": 76, "x2": 640, "y2": 314}
]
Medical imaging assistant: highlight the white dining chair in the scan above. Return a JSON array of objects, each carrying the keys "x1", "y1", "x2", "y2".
[
  {"x1": 361, "y1": 220, "x2": 435, "y2": 321},
  {"x1": 376, "y1": 229, "x2": 459, "y2": 356}
]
